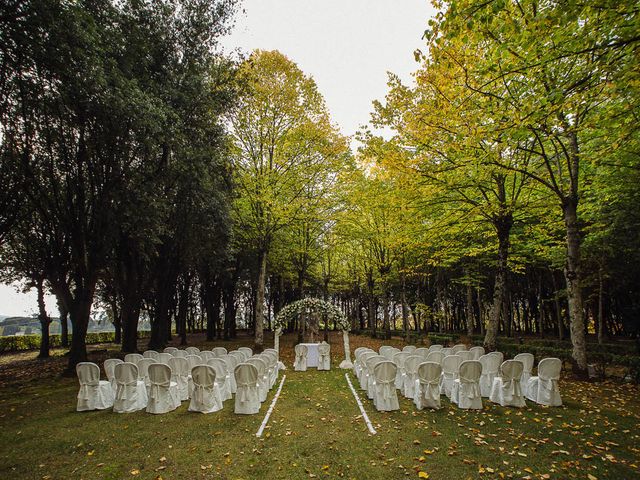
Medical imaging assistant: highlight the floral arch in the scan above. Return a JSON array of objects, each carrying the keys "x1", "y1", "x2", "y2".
[{"x1": 274, "y1": 297, "x2": 353, "y2": 369}]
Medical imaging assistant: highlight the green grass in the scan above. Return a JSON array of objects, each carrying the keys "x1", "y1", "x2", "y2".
[{"x1": 1, "y1": 332, "x2": 639, "y2": 479}]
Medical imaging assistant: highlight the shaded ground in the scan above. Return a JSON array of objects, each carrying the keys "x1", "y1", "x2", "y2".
[{"x1": 1, "y1": 332, "x2": 639, "y2": 479}]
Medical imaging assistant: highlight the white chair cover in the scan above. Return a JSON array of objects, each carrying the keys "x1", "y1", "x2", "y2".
[
  {"x1": 469, "y1": 346, "x2": 485, "y2": 360},
  {"x1": 441, "y1": 347, "x2": 452, "y2": 356},
  {"x1": 392, "y1": 352, "x2": 411, "y2": 389},
  {"x1": 246, "y1": 357, "x2": 269, "y2": 402},
  {"x1": 451, "y1": 360, "x2": 483, "y2": 409},
  {"x1": 137, "y1": 358, "x2": 155, "y2": 387},
  {"x1": 403, "y1": 355, "x2": 422, "y2": 399},
  {"x1": 479, "y1": 353, "x2": 501, "y2": 397},
  {"x1": 490, "y1": 351, "x2": 504, "y2": 365},
  {"x1": 222, "y1": 356, "x2": 238, "y2": 393},
  {"x1": 189, "y1": 365, "x2": 223, "y2": 414},
  {"x1": 317, "y1": 343, "x2": 331, "y2": 371},
  {"x1": 428, "y1": 345, "x2": 443, "y2": 352},
  {"x1": 143, "y1": 350, "x2": 159, "y2": 360},
  {"x1": 147, "y1": 363, "x2": 180, "y2": 414},
  {"x1": 200, "y1": 351, "x2": 215, "y2": 362},
  {"x1": 355, "y1": 350, "x2": 374, "y2": 384},
  {"x1": 157, "y1": 352, "x2": 173, "y2": 365},
  {"x1": 174, "y1": 350, "x2": 187, "y2": 358},
  {"x1": 379, "y1": 345, "x2": 394, "y2": 357},
  {"x1": 229, "y1": 351, "x2": 245, "y2": 365},
  {"x1": 234, "y1": 363, "x2": 261, "y2": 414},
  {"x1": 212, "y1": 347, "x2": 227, "y2": 357},
  {"x1": 104, "y1": 358, "x2": 123, "y2": 393},
  {"x1": 414, "y1": 347, "x2": 429, "y2": 358},
  {"x1": 440, "y1": 354, "x2": 462, "y2": 399},
  {"x1": 373, "y1": 361, "x2": 399, "y2": 411},
  {"x1": 365, "y1": 355, "x2": 386, "y2": 398},
  {"x1": 163, "y1": 347, "x2": 178, "y2": 355},
  {"x1": 76, "y1": 362, "x2": 114, "y2": 411},
  {"x1": 185, "y1": 346, "x2": 200, "y2": 355},
  {"x1": 402, "y1": 345, "x2": 417, "y2": 353},
  {"x1": 294, "y1": 344, "x2": 308, "y2": 371},
  {"x1": 457, "y1": 351, "x2": 474, "y2": 362},
  {"x1": 168, "y1": 356, "x2": 190, "y2": 401},
  {"x1": 425, "y1": 351, "x2": 444, "y2": 365},
  {"x1": 514, "y1": 353, "x2": 534, "y2": 390},
  {"x1": 414, "y1": 362, "x2": 442, "y2": 410},
  {"x1": 113, "y1": 363, "x2": 148, "y2": 413},
  {"x1": 124, "y1": 353, "x2": 143, "y2": 365},
  {"x1": 526, "y1": 358, "x2": 562, "y2": 406},
  {"x1": 186, "y1": 354, "x2": 203, "y2": 396},
  {"x1": 451, "y1": 344, "x2": 467, "y2": 354},
  {"x1": 261, "y1": 352, "x2": 278, "y2": 388},
  {"x1": 238, "y1": 347, "x2": 253, "y2": 359},
  {"x1": 207, "y1": 358, "x2": 232, "y2": 401},
  {"x1": 490, "y1": 360, "x2": 526, "y2": 407}
]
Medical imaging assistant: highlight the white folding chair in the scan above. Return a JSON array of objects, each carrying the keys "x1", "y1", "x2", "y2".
[
  {"x1": 234, "y1": 363, "x2": 261, "y2": 414},
  {"x1": 479, "y1": 354, "x2": 501, "y2": 397},
  {"x1": 294, "y1": 344, "x2": 308, "y2": 371},
  {"x1": 238, "y1": 347, "x2": 253, "y2": 359},
  {"x1": 174, "y1": 350, "x2": 187, "y2": 358},
  {"x1": 261, "y1": 352, "x2": 278, "y2": 388},
  {"x1": 457, "y1": 351, "x2": 474, "y2": 362},
  {"x1": 414, "y1": 362, "x2": 442, "y2": 410},
  {"x1": 163, "y1": 347, "x2": 178, "y2": 356},
  {"x1": 76, "y1": 362, "x2": 114, "y2": 411},
  {"x1": 440, "y1": 354, "x2": 462, "y2": 399},
  {"x1": 514, "y1": 353, "x2": 534, "y2": 390},
  {"x1": 222, "y1": 355, "x2": 238, "y2": 393},
  {"x1": 402, "y1": 345, "x2": 417, "y2": 353},
  {"x1": 147, "y1": 363, "x2": 180, "y2": 414},
  {"x1": 392, "y1": 351, "x2": 411, "y2": 389},
  {"x1": 185, "y1": 346, "x2": 200, "y2": 355},
  {"x1": 451, "y1": 344, "x2": 467, "y2": 354},
  {"x1": 168, "y1": 356, "x2": 190, "y2": 401},
  {"x1": 113, "y1": 363, "x2": 148, "y2": 413},
  {"x1": 373, "y1": 361, "x2": 399, "y2": 411},
  {"x1": 490, "y1": 360, "x2": 526, "y2": 407},
  {"x1": 403, "y1": 355, "x2": 422, "y2": 399},
  {"x1": 317, "y1": 343, "x2": 331, "y2": 371},
  {"x1": 425, "y1": 351, "x2": 444, "y2": 365},
  {"x1": 414, "y1": 347, "x2": 429, "y2": 358},
  {"x1": 137, "y1": 358, "x2": 155, "y2": 389},
  {"x1": 143, "y1": 350, "x2": 159, "y2": 360},
  {"x1": 246, "y1": 357, "x2": 268, "y2": 402},
  {"x1": 124, "y1": 353, "x2": 143, "y2": 365},
  {"x1": 469, "y1": 346, "x2": 485, "y2": 360},
  {"x1": 365, "y1": 355, "x2": 386, "y2": 399},
  {"x1": 189, "y1": 365, "x2": 223, "y2": 414},
  {"x1": 428, "y1": 345, "x2": 443, "y2": 353},
  {"x1": 103, "y1": 358, "x2": 123, "y2": 393},
  {"x1": 157, "y1": 352, "x2": 173, "y2": 365},
  {"x1": 451, "y1": 360, "x2": 483, "y2": 409},
  {"x1": 526, "y1": 358, "x2": 562, "y2": 406},
  {"x1": 200, "y1": 351, "x2": 215, "y2": 362},
  {"x1": 212, "y1": 347, "x2": 227, "y2": 357},
  {"x1": 490, "y1": 351, "x2": 504, "y2": 365}
]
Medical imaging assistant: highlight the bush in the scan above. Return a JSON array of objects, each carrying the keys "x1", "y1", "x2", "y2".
[{"x1": 0, "y1": 331, "x2": 151, "y2": 353}]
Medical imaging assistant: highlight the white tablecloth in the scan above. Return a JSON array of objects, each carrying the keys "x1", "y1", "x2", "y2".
[{"x1": 300, "y1": 343, "x2": 320, "y2": 368}]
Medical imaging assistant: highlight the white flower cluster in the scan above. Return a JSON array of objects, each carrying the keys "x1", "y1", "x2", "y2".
[{"x1": 274, "y1": 297, "x2": 350, "y2": 331}]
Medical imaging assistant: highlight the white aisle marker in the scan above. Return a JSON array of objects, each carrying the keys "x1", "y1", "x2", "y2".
[
  {"x1": 256, "y1": 374, "x2": 286, "y2": 437},
  {"x1": 345, "y1": 373, "x2": 377, "y2": 435}
]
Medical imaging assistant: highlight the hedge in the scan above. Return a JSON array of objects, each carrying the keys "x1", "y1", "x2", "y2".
[{"x1": 0, "y1": 331, "x2": 151, "y2": 353}]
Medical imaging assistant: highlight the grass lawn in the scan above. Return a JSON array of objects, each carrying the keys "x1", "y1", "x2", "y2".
[{"x1": 1, "y1": 332, "x2": 639, "y2": 480}]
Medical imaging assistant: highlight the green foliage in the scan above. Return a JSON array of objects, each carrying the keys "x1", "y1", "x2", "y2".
[{"x1": 0, "y1": 332, "x2": 151, "y2": 353}]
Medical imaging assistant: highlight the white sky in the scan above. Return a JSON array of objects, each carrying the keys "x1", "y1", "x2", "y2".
[{"x1": 0, "y1": 0, "x2": 435, "y2": 318}]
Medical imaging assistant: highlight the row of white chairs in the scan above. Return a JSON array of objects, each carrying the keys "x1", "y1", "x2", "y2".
[
  {"x1": 77, "y1": 347, "x2": 280, "y2": 415},
  {"x1": 293, "y1": 342, "x2": 331, "y2": 371},
  {"x1": 353, "y1": 345, "x2": 562, "y2": 412}
]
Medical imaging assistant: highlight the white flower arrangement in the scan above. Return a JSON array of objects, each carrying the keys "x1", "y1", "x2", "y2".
[{"x1": 274, "y1": 297, "x2": 350, "y2": 331}]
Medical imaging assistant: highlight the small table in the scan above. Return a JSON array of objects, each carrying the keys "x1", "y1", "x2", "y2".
[{"x1": 300, "y1": 343, "x2": 320, "y2": 368}]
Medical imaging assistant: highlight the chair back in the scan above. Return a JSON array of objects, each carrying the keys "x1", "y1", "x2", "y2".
[
  {"x1": 191, "y1": 365, "x2": 216, "y2": 388},
  {"x1": 414, "y1": 347, "x2": 430, "y2": 358},
  {"x1": 157, "y1": 353, "x2": 172, "y2": 365},
  {"x1": 501, "y1": 360, "x2": 523, "y2": 381},
  {"x1": 457, "y1": 351, "x2": 474, "y2": 362},
  {"x1": 104, "y1": 358, "x2": 123, "y2": 382},
  {"x1": 402, "y1": 345, "x2": 417, "y2": 353},
  {"x1": 238, "y1": 347, "x2": 253, "y2": 359},
  {"x1": 114, "y1": 362, "x2": 138, "y2": 385},
  {"x1": 173, "y1": 350, "x2": 187, "y2": 358},
  {"x1": 137, "y1": 358, "x2": 155, "y2": 381},
  {"x1": 207, "y1": 358, "x2": 229, "y2": 380},
  {"x1": 234, "y1": 363, "x2": 258, "y2": 387},
  {"x1": 294, "y1": 344, "x2": 308, "y2": 356},
  {"x1": 404, "y1": 355, "x2": 423, "y2": 376},
  {"x1": 459, "y1": 360, "x2": 482, "y2": 383},
  {"x1": 200, "y1": 351, "x2": 215, "y2": 362},
  {"x1": 212, "y1": 347, "x2": 227, "y2": 357},
  {"x1": 222, "y1": 355, "x2": 237, "y2": 373},
  {"x1": 186, "y1": 354, "x2": 202, "y2": 371},
  {"x1": 392, "y1": 351, "x2": 411, "y2": 368},
  {"x1": 428, "y1": 344, "x2": 443, "y2": 352},
  {"x1": 246, "y1": 357, "x2": 267, "y2": 376},
  {"x1": 143, "y1": 350, "x2": 159, "y2": 360},
  {"x1": 168, "y1": 356, "x2": 189, "y2": 376},
  {"x1": 514, "y1": 353, "x2": 534, "y2": 373},
  {"x1": 417, "y1": 361, "x2": 442, "y2": 383},
  {"x1": 373, "y1": 361, "x2": 397, "y2": 383},
  {"x1": 77, "y1": 362, "x2": 100, "y2": 386},
  {"x1": 468, "y1": 346, "x2": 484, "y2": 359},
  {"x1": 425, "y1": 351, "x2": 444, "y2": 364},
  {"x1": 490, "y1": 351, "x2": 504, "y2": 364},
  {"x1": 318, "y1": 343, "x2": 330, "y2": 355},
  {"x1": 148, "y1": 363, "x2": 171, "y2": 385},
  {"x1": 441, "y1": 347, "x2": 452, "y2": 356},
  {"x1": 479, "y1": 353, "x2": 500, "y2": 374},
  {"x1": 379, "y1": 345, "x2": 393, "y2": 357},
  {"x1": 442, "y1": 354, "x2": 462, "y2": 375},
  {"x1": 229, "y1": 351, "x2": 245, "y2": 364},
  {"x1": 163, "y1": 347, "x2": 178, "y2": 355},
  {"x1": 538, "y1": 357, "x2": 562, "y2": 381},
  {"x1": 124, "y1": 353, "x2": 143, "y2": 365},
  {"x1": 365, "y1": 355, "x2": 386, "y2": 375},
  {"x1": 451, "y1": 344, "x2": 467, "y2": 354},
  {"x1": 185, "y1": 346, "x2": 200, "y2": 355}
]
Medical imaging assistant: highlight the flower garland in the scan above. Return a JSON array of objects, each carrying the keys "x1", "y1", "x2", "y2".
[{"x1": 274, "y1": 297, "x2": 350, "y2": 331}]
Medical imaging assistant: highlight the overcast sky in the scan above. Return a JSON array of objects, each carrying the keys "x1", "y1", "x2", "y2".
[{"x1": 0, "y1": 0, "x2": 435, "y2": 317}]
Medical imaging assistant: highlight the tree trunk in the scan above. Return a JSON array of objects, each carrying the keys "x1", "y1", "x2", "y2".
[
  {"x1": 57, "y1": 295, "x2": 69, "y2": 348},
  {"x1": 465, "y1": 269, "x2": 474, "y2": 337},
  {"x1": 65, "y1": 281, "x2": 97, "y2": 373},
  {"x1": 563, "y1": 197, "x2": 587, "y2": 373},
  {"x1": 254, "y1": 249, "x2": 267, "y2": 349},
  {"x1": 484, "y1": 215, "x2": 512, "y2": 351},
  {"x1": 598, "y1": 263, "x2": 605, "y2": 345},
  {"x1": 401, "y1": 268, "x2": 410, "y2": 343},
  {"x1": 36, "y1": 277, "x2": 50, "y2": 359}
]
